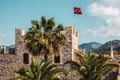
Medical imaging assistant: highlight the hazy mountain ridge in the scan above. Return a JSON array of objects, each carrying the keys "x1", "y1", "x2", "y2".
[
  {"x1": 94, "y1": 40, "x2": 120, "y2": 54},
  {"x1": 79, "y1": 42, "x2": 102, "y2": 53},
  {"x1": 6, "y1": 40, "x2": 120, "y2": 54}
]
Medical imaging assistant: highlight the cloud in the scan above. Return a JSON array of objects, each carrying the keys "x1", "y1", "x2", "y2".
[
  {"x1": 98, "y1": 0, "x2": 120, "y2": 6},
  {"x1": 87, "y1": 23, "x2": 120, "y2": 37},
  {"x1": 0, "y1": 34, "x2": 5, "y2": 38},
  {"x1": 87, "y1": 0, "x2": 120, "y2": 38},
  {"x1": 87, "y1": 3, "x2": 120, "y2": 19}
]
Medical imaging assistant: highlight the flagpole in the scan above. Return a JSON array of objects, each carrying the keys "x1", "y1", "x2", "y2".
[
  {"x1": 73, "y1": 10, "x2": 75, "y2": 28},
  {"x1": 73, "y1": 7, "x2": 75, "y2": 28},
  {"x1": 73, "y1": 7, "x2": 82, "y2": 29}
]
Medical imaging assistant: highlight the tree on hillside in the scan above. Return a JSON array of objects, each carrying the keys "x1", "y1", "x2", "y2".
[
  {"x1": 66, "y1": 52, "x2": 119, "y2": 80},
  {"x1": 25, "y1": 16, "x2": 66, "y2": 60},
  {"x1": 13, "y1": 58, "x2": 67, "y2": 80}
]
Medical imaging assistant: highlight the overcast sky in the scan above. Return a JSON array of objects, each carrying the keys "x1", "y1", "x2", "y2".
[{"x1": 0, "y1": 0, "x2": 120, "y2": 45}]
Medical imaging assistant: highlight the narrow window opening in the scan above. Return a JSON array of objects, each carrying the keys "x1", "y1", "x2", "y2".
[
  {"x1": 76, "y1": 32, "x2": 78, "y2": 36},
  {"x1": 54, "y1": 55, "x2": 60, "y2": 63},
  {"x1": 73, "y1": 29, "x2": 75, "y2": 34},
  {"x1": 23, "y1": 53, "x2": 29, "y2": 64}
]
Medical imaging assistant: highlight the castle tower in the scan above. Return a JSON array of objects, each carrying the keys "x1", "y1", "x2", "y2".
[
  {"x1": 15, "y1": 29, "x2": 25, "y2": 56},
  {"x1": 0, "y1": 46, "x2": 6, "y2": 54},
  {"x1": 15, "y1": 27, "x2": 78, "y2": 65},
  {"x1": 61, "y1": 27, "x2": 78, "y2": 64},
  {"x1": 15, "y1": 29, "x2": 31, "y2": 65},
  {"x1": 110, "y1": 45, "x2": 114, "y2": 58},
  {"x1": 117, "y1": 68, "x2": 120, "y2": 80}
]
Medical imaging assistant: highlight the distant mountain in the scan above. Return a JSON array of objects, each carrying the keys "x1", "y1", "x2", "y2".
[
  {"x1": 79, "y1": 42, "x2": 102, "y2": 53},
  {"x1": 94, "y1": 40, "x2": 120, "y2": 54},
  {"x1": 8, "y1": 45, "x2": 15, "y2": 48}
]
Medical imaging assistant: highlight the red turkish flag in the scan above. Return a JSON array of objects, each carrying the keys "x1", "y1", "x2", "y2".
[{"x1": 74, "y1": 7, "x2": 82, "y2": 14}]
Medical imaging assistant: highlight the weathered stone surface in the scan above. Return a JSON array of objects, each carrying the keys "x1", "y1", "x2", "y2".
[
  {"x1": 0, "y1": 27, "x2": 119, "y2": 80},
  {"x1": 0, "y1": 54, "x2": 21, "y2": 80},
  {"x1": 0, "y1": 27, "x2": 79, "y2": 80}
]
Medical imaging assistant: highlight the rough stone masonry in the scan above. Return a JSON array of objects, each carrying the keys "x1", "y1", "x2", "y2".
[
  {"x1": 0, "y1": 26, "x2": 79, "y2": 80},
  {"x1": 0, "y1": 26, "x2": 119, "y2": 80}
]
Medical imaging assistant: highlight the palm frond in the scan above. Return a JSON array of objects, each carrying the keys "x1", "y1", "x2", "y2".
[{"x1": 67, "y1": 52, "x2": 119, "y2": 80}]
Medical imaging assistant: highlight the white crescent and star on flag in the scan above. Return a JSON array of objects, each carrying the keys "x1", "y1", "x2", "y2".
[{"x1": 74, "y1": 7, "x2": 82, "y2": 14}]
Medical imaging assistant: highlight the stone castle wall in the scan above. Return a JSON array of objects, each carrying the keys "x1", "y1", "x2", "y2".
[
  {"x1": 61, "y1": 27, "x2": 78, "y2": 63},
  {"x1": 15, "y1": 27, "x2": 79, "y2": 80},
  {"x1": 0, "y1": 26, "x2": 118, "y2": 80},
  {"x1": 0, "y1": 54, "x2": 21, "y2": 80},
  {"x1": 14, "y1": 27, "x2": 120, "y2": 80},
  {"x1": 15, "y1": 27, "x2": 78, "y2": 64}
]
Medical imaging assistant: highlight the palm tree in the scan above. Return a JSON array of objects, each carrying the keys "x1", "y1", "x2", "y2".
[
  {"x1": 25, "y1": 16, "x2": 66, "y2": 60},
  {"x1": 66, "y1": 52, "x2": 119, "y2": 80},
  {"x1": 13, "y1": 58, "x2": 66, "y2": 80},
  {"x1": 25, "y1": 21, "x2": 43, "y2": 55}
]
